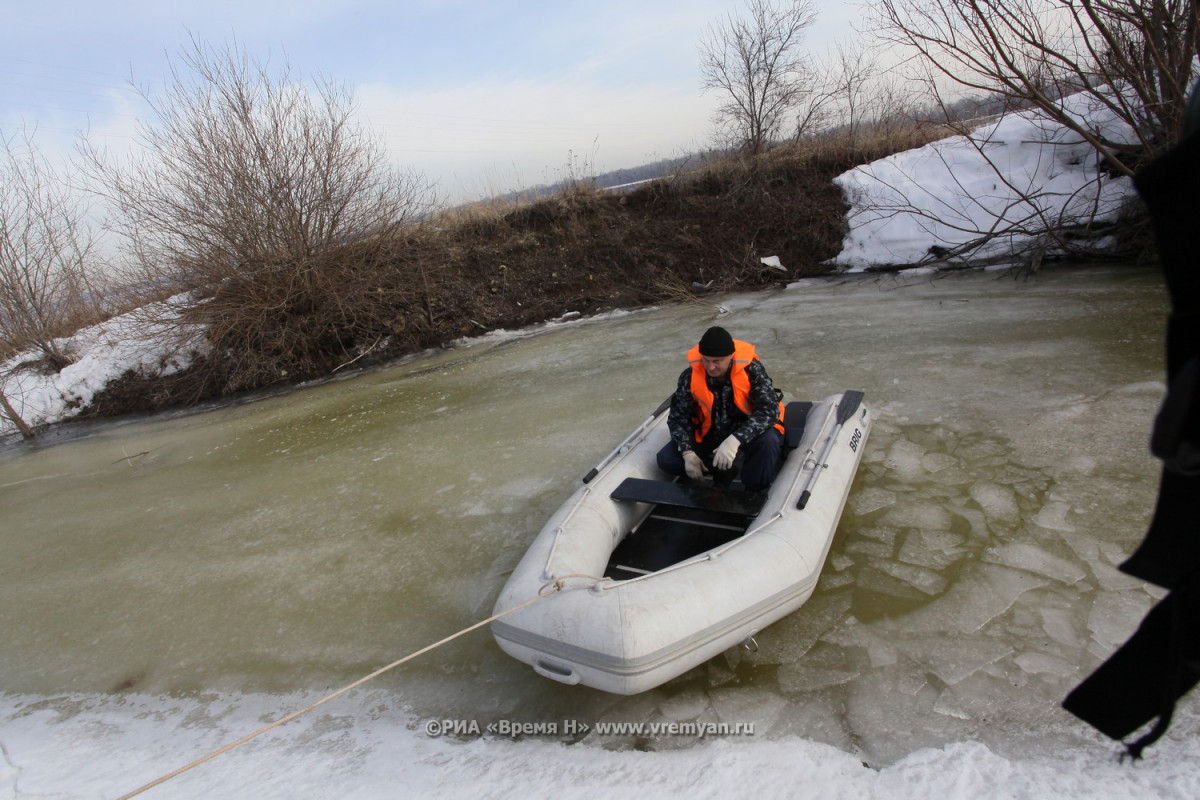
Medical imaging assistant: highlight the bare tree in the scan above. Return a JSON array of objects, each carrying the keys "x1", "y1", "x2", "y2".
[
  {"x1": 700, "y1": 0, "x2": 819, "y2": 154},
  {"x1": 80, "y1": 37, "x2": 437, "y2": 392},
  {"x1": 798, "y1": 39, "x2": 925, "y2": 143},
  {"x1": 870, "y1": 0, "x2": 1200, "y2": 174},
  {"x1": 823, "y1": 42, "x2": 878, "y2": 141},
  {"x1": 1, "y1": 129, "x2": 97, "y2": 371},
  {"x1": 1, "y1": 129, "x2": 101, "y2": 439},
  {"x1": 83, "y1": 37, "x2": 434, "y2": 292}
]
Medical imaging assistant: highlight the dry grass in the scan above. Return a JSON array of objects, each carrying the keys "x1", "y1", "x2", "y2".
[{"x1": 88, "y1": 124, "x2": 950, "y2": 415}]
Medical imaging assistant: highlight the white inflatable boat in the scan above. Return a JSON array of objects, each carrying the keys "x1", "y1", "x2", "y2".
[{"x1": 491, "y1": 390, "x2": 872, "y2": 695}]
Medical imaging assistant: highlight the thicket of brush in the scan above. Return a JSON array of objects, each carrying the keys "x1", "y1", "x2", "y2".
[{"x1": 84, "y1": 128, "x2": 946, "y2": 418}]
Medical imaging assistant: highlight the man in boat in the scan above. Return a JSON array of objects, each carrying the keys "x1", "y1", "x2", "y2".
[{"x1": 656, "y1": 326, "x2": 785, "y2": 492}]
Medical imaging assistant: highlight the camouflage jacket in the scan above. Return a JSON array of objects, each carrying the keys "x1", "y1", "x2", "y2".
[{"x1": 666, "y1": 358, "x2": 779, "y2": 453}]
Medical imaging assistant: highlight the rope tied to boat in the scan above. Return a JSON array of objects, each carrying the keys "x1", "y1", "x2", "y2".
[{"x1": 117, "y1": 578, "x2": 580, "y2": 799}]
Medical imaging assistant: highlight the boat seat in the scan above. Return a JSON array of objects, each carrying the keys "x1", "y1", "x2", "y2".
[
  {"x1": 611, "y1": 477, "x2": 767, "y2": 517},
  {"x1": 784, "y1": 401, "x2": 813, "y2": 450}
]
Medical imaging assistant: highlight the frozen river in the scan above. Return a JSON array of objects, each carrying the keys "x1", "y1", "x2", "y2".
[{"x1": 2, "y1": 264, "x2": 1197, "y2": 798}]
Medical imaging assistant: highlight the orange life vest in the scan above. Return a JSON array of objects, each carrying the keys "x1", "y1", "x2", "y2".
[{"x1": 687, "y1": 340, "x2": 785, "y2": 442}]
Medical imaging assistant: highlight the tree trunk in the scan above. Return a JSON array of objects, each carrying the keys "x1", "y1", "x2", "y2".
[{"x1": 0, "y1": 387, "x2": 35, "y2": 439}]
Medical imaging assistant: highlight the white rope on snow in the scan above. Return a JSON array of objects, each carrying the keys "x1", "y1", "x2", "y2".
[{"x1": 118, "y1": 577, "x2": 579, "y2": 799}]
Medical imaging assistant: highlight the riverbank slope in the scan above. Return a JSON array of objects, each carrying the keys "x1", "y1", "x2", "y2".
[{"x1": 0, "y1": 94, "x2": 1151, "y2": 442}]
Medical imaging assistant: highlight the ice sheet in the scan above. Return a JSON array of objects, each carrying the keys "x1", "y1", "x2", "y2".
[{"x1": 983, "y1": 541, "x2": 1088, "y2": 585}]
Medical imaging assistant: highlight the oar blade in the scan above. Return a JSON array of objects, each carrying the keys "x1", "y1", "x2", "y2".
[{"x1": 836, "y1": 390, "x2": 865, "y2": 424}]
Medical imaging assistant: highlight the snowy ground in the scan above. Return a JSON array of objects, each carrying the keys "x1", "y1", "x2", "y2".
[
  {"x1": 830, "y1": 91, "x2": 1138, "y2": 271},
  {"x1": 3, "y1": 690, "x2": 1198, "y2": 800},
  {"x1": 1, "y1": 296, "x2": 204, "y2": 441},
  {"x1": 0, "y1": 90, "x2": 1140, "y2": 442}
]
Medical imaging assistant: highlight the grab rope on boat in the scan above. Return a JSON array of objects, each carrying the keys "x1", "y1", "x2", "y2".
[{"x1": 118, "y1": 576, "x2": 589, "y2": 799}]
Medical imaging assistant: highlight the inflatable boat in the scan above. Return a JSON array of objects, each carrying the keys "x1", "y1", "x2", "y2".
[{"x1": 491, "y1": 390, "x2": 872, "y2": 695}]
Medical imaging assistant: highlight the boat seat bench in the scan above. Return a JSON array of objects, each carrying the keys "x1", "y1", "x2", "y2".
[{"x1": 610, "y1": 477, "x2": 767, "y2": 516}]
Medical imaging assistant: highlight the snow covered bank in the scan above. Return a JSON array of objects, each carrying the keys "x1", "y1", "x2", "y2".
[
  {"x1": 0, "y1": 297, "x2": 205, "y2": 440},
  {"x1": 3, "y1": 691, "x2": 1198, "y2": 799},
  {"x1": 830, "y1": 91, "x2": 1140, "y2": 271}
]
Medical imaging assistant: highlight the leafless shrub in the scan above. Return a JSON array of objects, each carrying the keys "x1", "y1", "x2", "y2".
[
  {"x1": 1, "y1": 129, "x2": 106, "y2": 439},
  {"x1": 798, "y1": 37, "x2": 929, "y2": 148},
  {"x1": 1, "y1": 129, "x2": 100, "y2": 369},
  {"x1": 80, "y1": 37, "x2": 436, "y2": 391},
  {"x1": 85, "y1": 36, "x2": 434, "y2": 289},
  {"x1": 824, "y1": 0, "x2": 1200, "y2": 267}
]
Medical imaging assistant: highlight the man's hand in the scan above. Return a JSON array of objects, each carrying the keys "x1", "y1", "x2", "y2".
[
  {"x1": 683, "y1": 450, "x2": 707, "y2": 480},
  {"x1": 713, "y1": 435, "x2": 741, "y2": 470}
]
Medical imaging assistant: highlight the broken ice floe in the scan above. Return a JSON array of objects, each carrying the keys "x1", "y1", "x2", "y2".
[
  {"x1": 1032, "y1": 500, "x2": 1076, "y2": 531},
  {"x1": 882, "y1": 439, "x2": 930, "y2": 482},
  {"x1": 878, "y1": 501, "x2": 956, "y2": 532},
  {"x1": 756, "y1": 591, "x2": 854, "y2": 665},
  {"x1": 894, "y1": 635, "x2": 1013, "y2": 686},
  {"x1": 883, "y1": 563, "x2": 1047, "y2": 635},
  {"x1": 982, "y1": 541, "x2": 1087, "y2": 585},
  {"x1": 848, "y1": 487, "x2": 898, "y2": 516},
  {"x1": 1038, "y1": 605, "x2": 1083, "y2": 649},
  {"x1": 897, "y1": 530, "x2": 970, "y2": 570},
  {"x1": 968, "y1": 481, "x2": 1021, "y2": 526},
  {"x1": 1013, "y1": 651, "x2": 1078, "y2": 678}
]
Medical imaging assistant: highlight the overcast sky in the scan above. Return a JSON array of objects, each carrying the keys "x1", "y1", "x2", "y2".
[{"x1": 2, "y1": 1, "x2": 861, "y2": 203}]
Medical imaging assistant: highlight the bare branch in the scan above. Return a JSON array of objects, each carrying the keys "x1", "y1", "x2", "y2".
[
  {"x1": 78, "y1": 36, "x2": 438, "y2": 393},
  {"x1": 0, "y1": 385, "x2": 35, "y2": 439},
  {"x1": 1, "y1": 128, "x2": 99, "y2": 372},
  {"x1": 869, "y1": 0, "x2": 1200, "y2": 172},
  {"x1": 700, "y1": 0, "x2": 819, "y2": 154},
  {"x1": 81, "y1": 35, "x2": 435, "y2": 291}
]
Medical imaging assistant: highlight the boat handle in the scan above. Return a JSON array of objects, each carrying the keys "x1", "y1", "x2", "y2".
[{"x1": 533, "y1": 659, "x2": 582, "y2": 685}]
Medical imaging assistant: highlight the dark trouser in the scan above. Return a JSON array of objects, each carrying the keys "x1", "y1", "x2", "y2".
[{"x1": 656, "y1": 428, "x2": 783, "y2": 492}]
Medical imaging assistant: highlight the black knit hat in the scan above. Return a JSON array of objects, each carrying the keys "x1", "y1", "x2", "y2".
[{"x1": 698, "y1": 326, "x2": 735, "y2": 357}]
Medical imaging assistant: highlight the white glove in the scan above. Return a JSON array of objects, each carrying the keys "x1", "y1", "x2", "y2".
[
  {"x1": 713, "y1": 434, "x2": 741, "y2": 470},
  {"x1": 683, "y1": 450, "x2": 707, "y2": 480}
]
